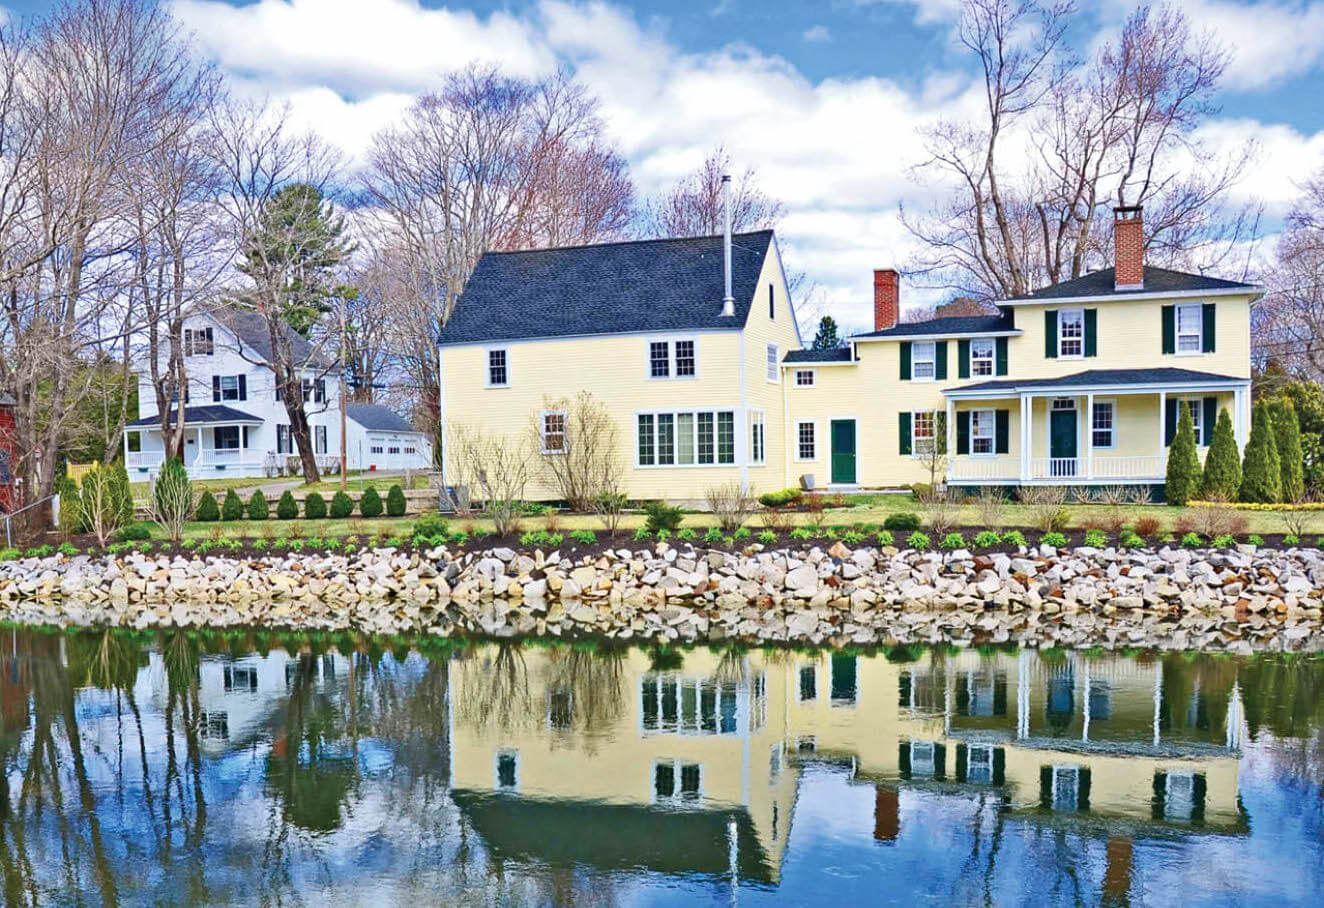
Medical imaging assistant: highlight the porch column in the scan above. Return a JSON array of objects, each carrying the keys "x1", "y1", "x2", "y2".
[
  {"x1": 1085, "y1": 392, "x2": 1095, "y2": 479},
  {"x1": 195, "y1": 426, "x2": 203, "y2": 465},
  {"x1": 1158, "y1": 391, "x2": 1167, "y2": 460},
  {"x1": 945, "y1": 397, "x2": 955, "y2": 484},
  {"x1": 122, "y1": 431, "x2": 130, "y2": 464},
  {"x1": 1020, "y1": 393, "x2": 1032, "y2": 481}
]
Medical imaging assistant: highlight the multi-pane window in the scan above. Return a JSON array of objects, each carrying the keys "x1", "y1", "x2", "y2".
[
  {"x1": 1183, "y1": 398, "x2": 1203, "y2": 442},
  {"x1": 1176, "y1": 303, "x2": 1202, "y2": 353},
  {"x1": 1051, "y1": 765, "x2": 1082, "y2": 810},
  {"x1": 910, "y1": 741, "x2": 936, "y2": 776},
  {"x1": 276, "y1": 425, "x2": 293, "y2": 454},
  {"x1": 648, "y1": 340, "x2": 697, "y2": 378},
  {"x1": 970, "y1": 408, "x2": 994, "y2": 455},
  {"x1": 657, "y1": 413, "x2": 675, "y2": 464},
  {"x1": 541, "y1": 410, "x2": 566, "y2": 453},
  {"x1": 797, "y1": 421, "x2": 816, "y2": 460},
  {"x1": 795, "y1": 369, "x2": 815, "y2": 386},
  {"x1": 654, "y1": 760, "x2": 702, "y2": 802},
  {"x1": 912, "y1": 410, "x2": 935, "y2": 455},
  {"x1": 217, "y1": 375, "x2": 240, "y2": 401},
  {"x1": 799, "y1": 665, "x2": 817, "y2": 701},
  {"x1": 388, "y1": 446, "x2": 400, "y2": 454},
  {"x1": 214, "y1": 426, "x2": 240, "y2": 449},
  {"x1": 640, "y1": 675, "x2": 740, "y2": 735},
  {"x1": 300, "y1": 379, "x2": 326, "y2": 403},
  {"x1": 1058, "y1": 309, "x2": 1084, "y2": 357},
  {"x1": 487, "y1": 349, "x2": 508, "y2": 386},
  {"x1": 638, "y1": 414, "x2": 655, "y2": 464},
  {"x1": 717, "y1": 411, "x2": 734, "y2": 463},
  {"x1": 223, "y1": 665, "x2": 258, "y2": 691},
  {"x1": 750, "y1": 411, "x2": 765, "y2": 465},
  {"x1": 200, "y1": 712, "x2": 229, "y2": 740},
  {"x1": 637, "y1": 411, "x2": 738, "y2": 466},
  {"x1": 971, "y1": 337, "x2": 994, "y2": 376},
  {"x1": 766, "y1": 344, "x2": 779, "y2": 382},
  {"x1": 1092, "y1": 401, "x2": 1115, "y2": 448},
  {"x1": 184, "y1": 327, "x2": 214, "y2": 356},
  {"x1": 697, "y1": 412, "x2": 714, "y2": 463},
  {"x1": 369, "y1": 445, "x2": 384, "y2": 455},
  {"x1": 966, "y1": 744, "x2": 995, "y2": 784},
  {"x1": 912, "y1": 341, "x2": 936, "y2": 379},
  {"x1": 315, "y1": 425, "x2": 328, "y2": 455}
]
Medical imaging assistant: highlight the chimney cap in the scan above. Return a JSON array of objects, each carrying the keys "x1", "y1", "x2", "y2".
[{"x1": 1113, "y1": 205, "x2": 1143, "y2": 220}]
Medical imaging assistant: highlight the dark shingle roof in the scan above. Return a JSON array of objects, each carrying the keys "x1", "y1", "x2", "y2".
[
  {"x1": 784, "y1": 347, "x2": 853, "y2": 363},
  {"x1": 437, "y1": 231, "x2": 775, "y2": 345},
  {"x1": 126, "y1": 405, "x2": 262, "y2": 427},
  {"x1": 1006, "y1": 266, "x2": 1257, "y2": 302},
  {"x1": 853, "y1": 312, "x2": 1016, "y2": 339},
  {"x1": 347, "y1": 403, "x2": 419, "y2": 433},
  {"x1": 212, "y1": 308, "x2": 331, "y2": 368},
  {"x1": 947, "y1": 367, "x2": 1247, "y2": 394}
]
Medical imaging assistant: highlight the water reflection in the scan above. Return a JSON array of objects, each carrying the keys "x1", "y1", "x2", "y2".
[{"x1": 1, "y1": 630, "x2": 1321, "y2": 905}]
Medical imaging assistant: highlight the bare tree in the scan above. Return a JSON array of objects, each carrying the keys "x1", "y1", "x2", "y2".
[
  {"x1": 642, "y1": 145, "x2": 785, "y2": 238},
  {"x1": 1256, "y1": 170, "x2": 1324, "y2": 378},
  {"x1": 904, "y1": 1, "x2": 1257, "y2": 301},
  {"x1": 529, "y1": 392, "x2": 621, "y2": 511},
  {"x1": 444, "y1": 423, "x2": 532, "y2": 535}
]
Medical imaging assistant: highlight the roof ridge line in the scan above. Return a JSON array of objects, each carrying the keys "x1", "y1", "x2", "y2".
[{"x1": 481, "y1": 229, "x2": 774, "y2": 256}]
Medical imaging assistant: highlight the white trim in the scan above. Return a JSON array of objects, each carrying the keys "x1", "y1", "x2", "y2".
[
  {"x1": 794, "y1": 420, "x2": 819, "y2": 463},
  {"x1": 652, "y1": 759, "x2": 704, "y2": 805},
  {"x1": 634, "y1": 408, "x2": 739, "y2": 468},
  {"x1": 439, "y1": 326, "x2": 741, "y2": 349},
  {"x1": 1174, "y1": 302, "x2": 1204, "y2": 356},
  {"x1": 484, "y1": 346, "x2": 510, "y2": 388},
  {"x1": 645, "y1": 335, "x2": 701, "y2": 381},
  {"x1": 852, "y1": 330, "x2": 1022, "y2": 343},
  {"x1": 780, "y1": 359, "x2": 856, "y2": 368},
  {"x1": 1000, "y1": 285, "x2": 1263, "y2": 306},
  {"x1": 1057, "y1": 307, "x2": 1085, "y2": 359},
  {"x1": 540, "y1": 409, "x2": 567, "y2": 455},
  {"x1": 769, "y1": 235, "x2": 806, "y2": 350},
  {"x1": 945, "y1": 378, "x2": 1250, "y2": 399},
  {"x1": 1090, "y1": 397, "x2": 1116, "y2": 450}
]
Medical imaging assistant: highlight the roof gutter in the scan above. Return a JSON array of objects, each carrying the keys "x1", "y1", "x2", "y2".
[{"x1": 1000, "y1": 286, "x2": 1264, "y2": 306}]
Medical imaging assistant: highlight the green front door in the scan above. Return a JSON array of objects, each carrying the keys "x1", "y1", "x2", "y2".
[
  {"x1": 830, "y1": 419, "x2": 857, "y2": 484},
  {"x1": 1049, "y1": 406, "x2": 1077, "y2": 477}
]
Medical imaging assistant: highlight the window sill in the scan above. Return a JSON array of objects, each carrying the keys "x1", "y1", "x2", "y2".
[
  {"x1": 1172, "y1": 349, "x2": 1205, "y2": 357},
  {"x1": 485, "y1": 384, "x2": 510, "y2": 389}
]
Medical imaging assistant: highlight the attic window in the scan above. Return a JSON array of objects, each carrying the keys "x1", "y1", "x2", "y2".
[{"x1": 184, "y1": 327, "x2": 213, "y2": 356}]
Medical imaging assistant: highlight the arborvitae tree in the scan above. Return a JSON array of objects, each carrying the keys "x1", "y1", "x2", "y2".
[
  {"x1": 57, "y1": 476, "x2": 83, "y2": 536},
  {"x1": 386, "y1": 484, "x2": 407, "y2": 517},
  {"x1": 1240, "y1": 400, "x2": 1282, "y2": 503},
  {"x1": 196, "y1": 490, "x2": 220, "y2": 522},
  {"x1": 330, "y1": 490, "x2": 354, "y2": 518},
  {"x1": 1164, "y1": 404, "x2": 1202, "y2": 506},
  {"x1": 221, "y1": 488, "x2": 245, "y2": 521},
  {"x1": 1200, "y1": 408, "x2": 1241, "y2": 500},
  {"x1": 276, "y1": 489, "x2": 299, "y2": 520},
  {"x1": 359, "y1": 486, "x2": 383, "y2": 518},
  {"x1": 247, "y1": 490, "x2": 269, "y2": 520},
  {"x1": 1270, "y1": 397, "x2": 1306, "y2": 502},
  {"x1": 304, "y1": 491, "x2": 327, "y2": 519},
  {"x1": 812, "y1": 316, "x2": 842, "y2": 350}
]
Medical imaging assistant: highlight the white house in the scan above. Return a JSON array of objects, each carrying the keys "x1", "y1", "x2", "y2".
[{"x1": 345, "y1": 403, "x2": 433, "y2": 472}]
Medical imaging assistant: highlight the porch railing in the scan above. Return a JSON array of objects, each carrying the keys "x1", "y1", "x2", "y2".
[
  {"x1": 194, "y1": 448, "x2": 258, "y2": 466},
  {"x1": 950, "y1": 454, "x2": 1169, "y2": 482},
  {"x1": 125, "y1": 452, "x2": 166, "y2": 469}
]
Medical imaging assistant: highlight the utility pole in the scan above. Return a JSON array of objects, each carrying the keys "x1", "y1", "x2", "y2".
[{"x1": 339, "y1": 297, "x2": 348, "y2": 493}]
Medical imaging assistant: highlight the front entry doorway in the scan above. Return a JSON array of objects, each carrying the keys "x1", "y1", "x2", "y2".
[
  {"x1": 830, "y1": 419, "x2": 857, "y2": 484},
  {"x1": 1049, "y1": 399, "x2": 1078, "y2": 478}
]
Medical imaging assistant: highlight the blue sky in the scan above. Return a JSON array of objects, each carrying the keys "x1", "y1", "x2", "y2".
[{"x1": 9, "y1": 0, "x2": 1321, "y2": 329}]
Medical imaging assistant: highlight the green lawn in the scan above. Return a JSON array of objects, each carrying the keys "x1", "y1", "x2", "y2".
[
  {"x1": 128, "y1": 475, "x2": 273, "y2": 497},
  {"x1": 299, "y1": 474, "x2": 430, "y2": 493}
]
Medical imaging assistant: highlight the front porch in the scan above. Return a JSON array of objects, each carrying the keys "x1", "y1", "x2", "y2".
[
  {"x1": 942, "y1": 368, "x2": 1251, "y2": 486},
  {"x1": 124, "y1": 406, "x2": 266, "y2": 479}
]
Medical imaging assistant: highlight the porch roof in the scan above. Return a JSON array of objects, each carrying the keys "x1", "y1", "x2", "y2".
[
  {"x1": 126, "y1": 405, "x2": 263, "y2": 428},
  {"x1": 944, "y1": 367, "x2": 1249, "y2": 399}
]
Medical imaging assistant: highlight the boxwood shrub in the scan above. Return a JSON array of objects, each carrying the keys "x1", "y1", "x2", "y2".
[
  {"x1": 247, "y1": 491, "x2": 269, "y2": 520},
  {"x1": 330, "y1": 490, "x2": 354, "y2": 519},
  {"x1": 276, "y1": 490, "x2": 298, "y2": 520},
  {"x1": 883, "y1": 512, "x2": 921, "y2": 532},
  {"x1": 359, "y1": 487, "x2": 383, "y2": 518},
  {"x1": 386, "y1": 484, "x2": 407, "y2": 517},
  {"x1": 221, "y1": 489, "x2": 244, "y2": 521},
  {"x1": 305, "y1": 492, "x2": 327, "y2": 519}
]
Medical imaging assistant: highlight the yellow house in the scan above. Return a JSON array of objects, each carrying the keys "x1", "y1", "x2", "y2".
[{"x1": 439, "y1": 206, "x2": 1261, "y2": 501}]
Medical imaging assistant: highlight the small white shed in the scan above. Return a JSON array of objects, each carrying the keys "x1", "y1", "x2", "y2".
[{"x1": 345, "y1": 403, "x2": 433, "y2": 472}]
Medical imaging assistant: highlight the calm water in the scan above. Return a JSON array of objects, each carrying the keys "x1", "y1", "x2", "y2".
[{"x1": 1, "y1": 630, "x2": 1322, "y2": 906}]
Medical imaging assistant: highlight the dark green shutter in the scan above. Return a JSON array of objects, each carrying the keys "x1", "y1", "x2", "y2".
[
  {"x1": 1203, "y1": 397, "x2": 1217, "y2": 445},
  {"x1": 1162, "y1": 305, "x2": 1175, "y2": 354},
  {"x1": 992, "y1": 748, "x2": 1006, "y2": 786},
  {"x1": 935, "y1": 341, "x2": 948, "y2": 380},
  {"x1": 1078, "y1": 768, "x2": 1091, "y2": 812},
  {"x1": 1202, "y1": 303, "x2": 1216, "y2": 352},
  {"x1": 238, "y1": 375, "x2": 247, "y2": 400},
  {"x1": 995, "y1": 336, "x2": 1008, "y2": 375},
  {"x1": 900, "y1": 341, "x2": 911, "y2": 380},
  {"x1": 933, "y1": 742, "x2": 947, "y2": 780},
  {"x1": 1084, "y1": 309, "x2": 1097, "y2": 357},
  {"x1": 212, "y1": 375, "x2": 220, "y2": 402},
  {"x1": 1192, "y1": 773, "x2": 1207, "y2": 823},
  {"x1": 1165, "y1": 398, "x2": 1178, "y2": 446},
  {"x1": 898, "y1": 412, "x2": 911, "y2": 455},
  {"x1": 995, "y1": 409, "x2": 1009, "y2": 454},
  {"x1": 955, "y1": 743, "x2": 968, "y2": 783},
  {"x1": 1152, "y1": 772, "x2": 1167, "y2": 820},
  {"x1": 898, "y1": 741, "x2": 911, "y2": 779},
  {"x1": 1044, "y1": 310, "x2": 1057, "y2": 358},
  {"x1": 958, "y1": 339, "x2": 970, "y2": 378},
  {"x1": 956, "y1": 411, "x2": 970, "y2": 455},
  {"x1": 1039, "y1": 766, "x2": 1053, "y2": 808}
]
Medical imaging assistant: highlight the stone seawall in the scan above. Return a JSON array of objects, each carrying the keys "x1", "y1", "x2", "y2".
[{"x1": 2, "y1": 541, "x2": 1322, "y2": 652}]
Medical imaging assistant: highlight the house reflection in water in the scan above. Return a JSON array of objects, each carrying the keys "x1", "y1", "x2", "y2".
[{"x1": 447, "y1": 646, "x2": 1248, "y2": 887}]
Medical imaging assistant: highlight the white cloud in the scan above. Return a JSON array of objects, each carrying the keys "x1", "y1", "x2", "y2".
[
  {"x1": 802, "y1": 25, "x2": 831, "y2": 43},
  {"x1": 171, "y1": 0, "x2": 1324, "y2": 333}
]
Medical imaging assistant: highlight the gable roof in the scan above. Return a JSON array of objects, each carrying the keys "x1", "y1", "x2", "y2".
[
  {"x1": 1004, "y1": 266, "x2": 1258, "y2": 303},
  {"x1": 945, "y1": 367, "x2": 1248, "y2": 396},
  {"x1": 437, "y1": 231, "x2": 776, "y2": 345},
  {"x1": 853, "y1": 311, "x2": 1017, "y2": 340},
  {"x1": 346, "y1": 403, "x2": 419, "y2": 434},
  {"x1": 210, "y1": 308, "x2": 332, "y2": 369}
]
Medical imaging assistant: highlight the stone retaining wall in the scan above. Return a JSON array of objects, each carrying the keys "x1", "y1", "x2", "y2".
[{"x1": 2, "y1": 541, "x2": 1322, "y2": 652}]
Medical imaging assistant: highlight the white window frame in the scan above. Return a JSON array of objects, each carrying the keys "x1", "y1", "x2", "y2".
[
  {"x1": 766, "y1": 344, "x2": 780, "y2": 383},
  {"x1": 645, "y1": 337, "x2": 699, "y2": 380},
  {"x1": 486, "y1": 347, "x2": 510, "y2": 388},
  {"x1": 184, "y1": 326, "x2": 214, "y2": 357},
  {"x1": 970, "y1": 408, "x2": 995, "y2": 456},
  {"x1": 795, "y1": 420, "x2": 817, "y2": 462},
  {"x1": 314, "y1": 425, "x2": 328, "y2": 455},
  {"x1": 1175, "y1": 303, "x2": 1203, "y2": 355},
  {"x1": 494, "y1": 750, "x2": 520, "y2": 792},
  {"x1": 910, "y1": 740, "x2": 936, "y2": 777},
  {"x1": 970, "y1": 337, "x2": 995, "y2": 376},
  {"x1": 798, "y1": 663, "x2": 818, "y2": 702},
  {"x1": 911, "y1": 410, "x2": 936, "y2": 458},
  {"x1": 636, "y1": 409, "x2": 736, "y2": 467},
  {"x1": 911, "y1": 341, "x2": 936, "y2": 381},
  {"x1": 749, "y1": 409, "x2": 766, "y2": 466},
  {"x1": 1051, "y1": 764, "x2": 1081, "y2": 810},
  {"x1": 652, "y1": 759, "x2": 703, "y2": 804},
  {"x1": 1181, "y1": 397, "x2": 1204, "y2": 445},
  {"x1": 1091, "y1": 399, "x2": 1115, "y2": 449},
  {"x1": 794, "y1": 369, "x2": 816, "y2": 387},
  {"x1": 218, "y1": 375, "x2": 240, "y2": 401},
  {"x1": 1164, "y1": 771, "x2": 1197, "y2": 820},
  {"x1": 1057, "y1": 308, "x2": 1084, "y2": 358},
  {"x1": 966, "y1": 743, "x2": 995, "y2": 784},
  {"x1": 541, "y1": 409, "x2": 567, "y2": 455}
]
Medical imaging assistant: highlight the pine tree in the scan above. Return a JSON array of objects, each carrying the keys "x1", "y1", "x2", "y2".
[
  {"x1": 812, "y1": 316, "x2": 842, "y2": 350},
  {"x1": 221, "y1": 488, "x2": 244, "y2": 521},
  {"x1": 1270, "y1": 397, "x2": 1306, "y2": 502},
  {"x1": 1200, "y1": 408, "x2": 1241, "y2": 500},
  {"x1": 1239, "y1": 400, "x2": 1282, "y2": 503},
  {"x1": 1165, "y1": 404, "x2": 1202, "y2": 506}
]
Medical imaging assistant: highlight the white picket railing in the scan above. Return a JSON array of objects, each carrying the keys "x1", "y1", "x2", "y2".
[
  {"x1": 193, "y1": 448, "x2": 258, "y2": 466},
  {"x1": 950, "y1": 454, "x2": 1169, "y2": 483},
  {"x1": 125, "y1": 452, "x2": 165, "y2": 469}
]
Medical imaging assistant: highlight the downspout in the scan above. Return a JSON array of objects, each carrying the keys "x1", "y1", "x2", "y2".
[
  {"x1": 437, "y1": 347, "x2": 447, "y2": 486},
  {"x1": 782, "y1": 364, "x2": 790, "y2": 489}
]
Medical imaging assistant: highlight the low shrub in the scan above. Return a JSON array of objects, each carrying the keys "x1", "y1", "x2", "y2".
[
  {"x1": 247, "y1": 491, "x2": 269, "y2": 520},
  {"x1": 633, "y1": 527, "x2": 650, "y2": 542},
  {"x1": 360, "y1": 487, "x2": 383, "y2": 518},
  {"x1": 0, "y1": 548, "x2": 20, "y2": 560},
  {"x1": 387, "y1": 484, "x2": 407, "y2": 518},
  {"x1": 643, "y1": 501, "x2": 684, "y2": 534},
  {"x1": 1247, "y1": 534, "x2": 1265, "y2": 546},
  {"x1": 843, "y1": 531, "x2": 866, "y2": 545},
  {"x1": 733, "y1": 527, "x2": 751, "y2": 540},
  {"x1": 1211, "y1": 534, "x2": 1236, "y2": 548},
  {"x1": 758, "y1": 530, "x2": 777, "y2": 544},
  {"x1": 117, "y1": 523, "x2": 152, "y2": 541},
  {"x1": 702, "y1": 527, "x2": 722, "y2": 543},
  {"x1": 1120, "y1": 531, "x2": 1145, "y2": 548},
  {"x1": 974, "y1": 530, "x2": 1000, "y2": 548},
  {"x1": 520, "y1": 530, "x2": 549, "y2": 547},
  {"x1": 1083, "y1": 529, "x2": 1107, "y2": 548},
  {"x1": 676, "y1": 528, "x2": 698, "y2": 541},
  {"x1": 883, "y1": 512, "x2": 921, "y2": 532},
  {"x1": 274, "y1": 490, "x2": 297, "y2": 520},
  {"x1": 305, "y1": 492, "x2": 327, "y2": 520},
  {"x1": 906, "y1": 531, "x2": 931, "y2": 550},
  {"x1": 196, "y1": 491, "x2": 220, "y2": 522},
  {"x1": 25, "y1": 544, "x2": 52, "y2": 558},
  {"x1": 1041, "y1": 531, "x2": 1067, "y2": 548},
  {"x1": 414, "y1": 512, "x2": 447, "y2": 538},
  {"x1": 449, "y1": 531, "x2": 470, "y2": 545},
  {"x1": 1134, "y1": 516, "x2": 1161, "y2": 538},
  {"x1": 939, "y1": 532, "x2": 965, "y2": 550},
  {"x1": 758, "y1": 488, "x2": 803, "y2": 508},
  {"x1": 1002, "y1": 530, "x2": 1027, "y2": 548},
  {"x1": 221, "y1": 489, "x2": 244, "y2": 521},
  {"x1": 1284, "y1": 533, "x2": 1301, "y2": 546},
  {"x1": 790, "y1": 527, "x2": 813, "y2": 541},
  {"x1": 58, "y1": 541, "x2": 79, "y2": 557},
  {"x1": 570, "y1": 529, "x2": 596, "y2": 544},
  {"x1": 655, "y1": 529, "x2": 671, "y2": 542},
  {"x1": 1181, "y1": 532, "x2": 1203, "y2": 547}
]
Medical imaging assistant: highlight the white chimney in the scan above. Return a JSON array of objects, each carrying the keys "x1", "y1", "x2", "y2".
[{"x1": 721, "y1": 173, "x2": 734, "y2": 317}]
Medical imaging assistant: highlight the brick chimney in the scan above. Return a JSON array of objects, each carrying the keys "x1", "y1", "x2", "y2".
[
  {"x1": 873, "y1": 268, "x2": 899, "y2": 331},
  {"x1": 1114, "y1": 206, "x2": 1144, "y2": 290}
]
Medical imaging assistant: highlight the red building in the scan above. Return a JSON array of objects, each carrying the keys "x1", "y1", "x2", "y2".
[{"x1": 0, "y1": 393, "x2": 19, "y2": 512}]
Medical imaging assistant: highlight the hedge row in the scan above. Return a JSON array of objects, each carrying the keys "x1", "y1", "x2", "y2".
[{"x1": 195, "y1": 484, "x2": 408, "y2": 522}]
